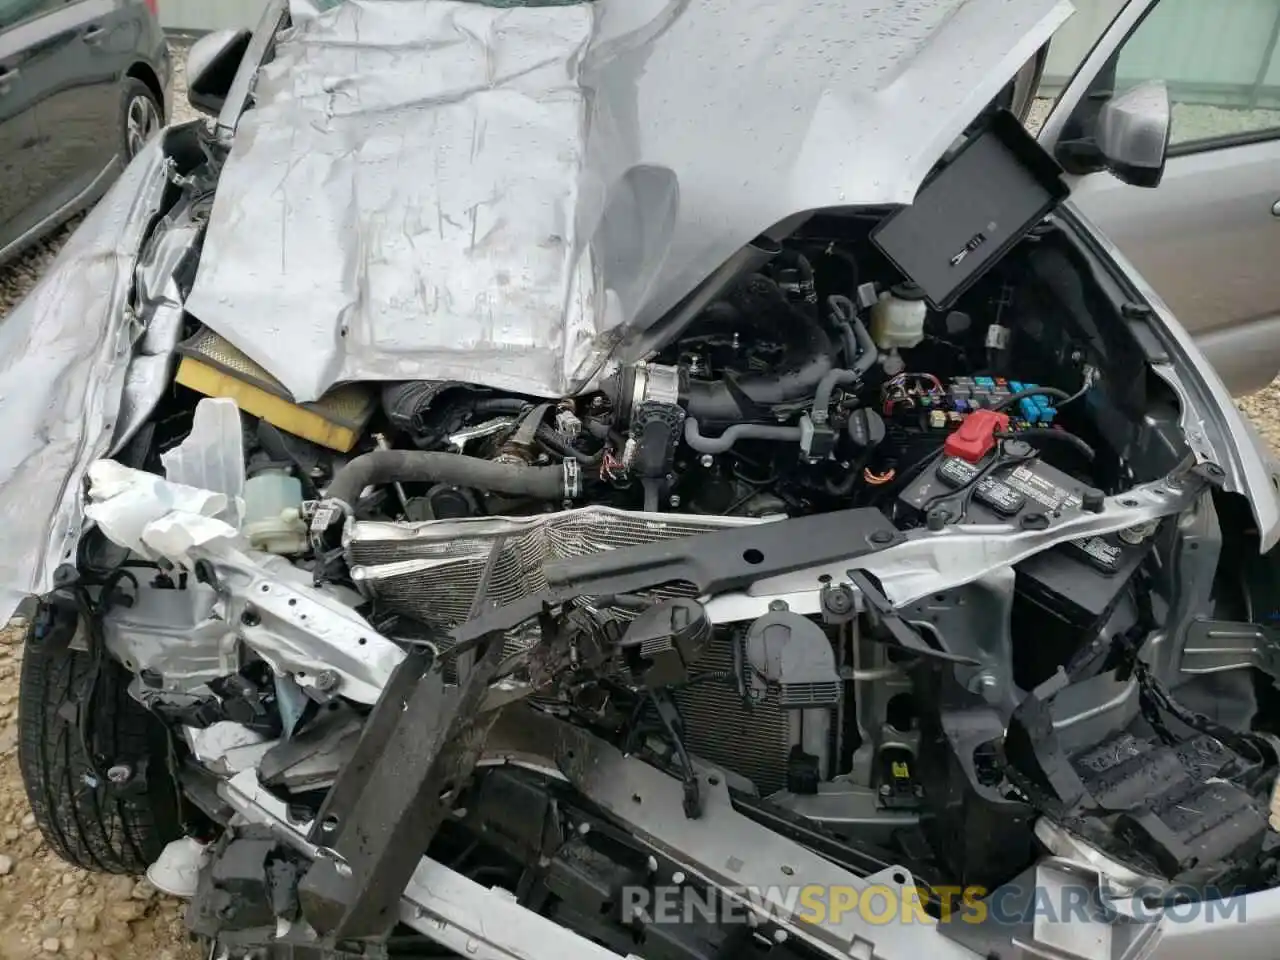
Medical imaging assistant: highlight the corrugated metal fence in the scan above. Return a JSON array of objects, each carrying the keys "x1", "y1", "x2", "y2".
[{"x1": 162, "y1": 0, "x2": 1280, "y2": 108}]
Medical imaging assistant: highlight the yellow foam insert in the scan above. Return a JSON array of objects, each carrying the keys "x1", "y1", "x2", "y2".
[{"x1": 175, "y1": 328, "x2": 374, "y2": 453}]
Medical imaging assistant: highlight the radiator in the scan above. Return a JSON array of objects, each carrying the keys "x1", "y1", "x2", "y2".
[{"x1": 346, "y1": 505, "x2": 804, "y2": 793}]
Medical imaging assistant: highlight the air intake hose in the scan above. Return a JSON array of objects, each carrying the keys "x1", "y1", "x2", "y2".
[{"x1": 326, "y1": 450, "x2": 570, "y2": 507}]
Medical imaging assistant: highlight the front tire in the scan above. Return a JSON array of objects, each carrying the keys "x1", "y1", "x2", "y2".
[{"x1": 17, "y1": 613, "x2": 182, "y2": 873}]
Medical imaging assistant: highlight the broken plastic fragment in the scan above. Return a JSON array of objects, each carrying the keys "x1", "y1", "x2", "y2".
[
  {"x1": 160, "y1": 397, "x2": 246, "y2": 528},
  {"x1": 85, "y1": 460, "x2": 241, "y2": 565},
  {"x1": 146, "y1": 837, "x2": 210, "y2": 899}
]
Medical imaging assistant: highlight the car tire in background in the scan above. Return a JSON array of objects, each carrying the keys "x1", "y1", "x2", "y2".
[
  {"x1": 17, "y1": 613, "x2": 182, "y2": 874},
  {"x1": 120, "y1": 77, "x2": 164, "y2": 163}
]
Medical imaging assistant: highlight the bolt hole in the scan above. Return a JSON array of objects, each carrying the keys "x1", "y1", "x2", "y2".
[
  {"x1": 743, "y1": 548, "x2": 764, "y2": 565},
  {"x1": 566, "y1": 750, "x2": 575, "y2": 760},
  {"x1": 780, "y1": 865, "x2": 794, "y2": 876},
  {"x1": 1120, "y1": 498, "x2": 1138, "y2": 507},
  {"x1": 297, "y1": 671, "x2": 306, "y2": 679},
  {"x1": 708, "y1": 775, "x2": 720, "y2": 786},
  {"x1": 893, "y1": 871, "x2": 907, "y2": 884},
  {"x1": 358, "y1": 637, "x2": 367, "y2": 646},
  {"x1": 631, "y1": 793, "x2": 643, "y2": 804},
  {"x1": 818, "y1": 574, "x2": 831, "y2": 584},
  {"x1": 288, "y1": 598, "x2": 297, "y2": 607},
  {"x1": 260, "y1": 584, "x2": 269, "y2": 592},
  {"x1": 321, "y1": 815, "x2": 339, "y2": 833}
]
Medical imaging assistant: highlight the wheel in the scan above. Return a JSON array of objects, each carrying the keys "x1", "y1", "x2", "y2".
[
  {"x1": 120, "y1": 78, "x2": 163, "y2": 162},
  {"x1": 18, "y1": 611, "x2": 182, "y2": 873}
]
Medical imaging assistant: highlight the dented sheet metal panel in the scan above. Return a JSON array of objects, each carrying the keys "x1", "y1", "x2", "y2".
[
  {"x1": 0, "y1": 138, "x2": 174, "y2": 622},
  {"x1": 185, "y1": 0, "x2": 1073, "y2": 403}
]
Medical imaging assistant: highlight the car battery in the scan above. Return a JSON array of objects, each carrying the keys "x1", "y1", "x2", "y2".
[{"x1": 897, "y1": 450, "x2": 1090, "y2": 526}]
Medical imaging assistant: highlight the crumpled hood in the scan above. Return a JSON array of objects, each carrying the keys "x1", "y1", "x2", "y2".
[{"x1": 186, "y1": 0, "x2": 1073, "y2": 403}]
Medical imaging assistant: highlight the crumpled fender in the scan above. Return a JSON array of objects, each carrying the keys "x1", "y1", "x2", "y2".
[{"x1": 0, "y1": 136, "x2": 176, "y2": 624}]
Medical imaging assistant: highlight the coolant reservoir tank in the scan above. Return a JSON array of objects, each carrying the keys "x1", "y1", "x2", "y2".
[
  {"x1": 869, "y1": 282, "x2": 927, "y2": 351},
  {"x1": 244, "y1": 469, "x2": 307, "y2": 555}
]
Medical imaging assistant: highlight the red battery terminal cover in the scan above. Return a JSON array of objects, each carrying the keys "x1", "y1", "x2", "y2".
[{"x1": 944, "y1": 408, "x2": 1009, "y2": 462}]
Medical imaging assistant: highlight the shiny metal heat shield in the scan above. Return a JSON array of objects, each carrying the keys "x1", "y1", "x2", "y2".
[{"x1": 346, "y1": 507, "x2": 768, "y2": 628}]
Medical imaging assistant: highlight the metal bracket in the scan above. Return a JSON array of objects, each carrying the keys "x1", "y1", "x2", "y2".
[
  {"x1": 544, "y1": 507, "x2": 901, "y2": 598},
  {"x1": 1180, "y1": 618, "x2": 1280, "y2": 679},
  {"x1": 847, "y1": 569, "x2": 980, "y2": 666},
  {"x1": 297, "y1": 636, "x2": 508, "y2": 940}
]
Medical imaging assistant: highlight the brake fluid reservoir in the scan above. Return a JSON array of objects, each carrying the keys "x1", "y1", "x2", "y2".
[
  {"x1": 244, "y1": 469, "x2": 307, "y2": 555},
  {"x1": 869, "y1": 283, "x2": 927, "y2": 351}
]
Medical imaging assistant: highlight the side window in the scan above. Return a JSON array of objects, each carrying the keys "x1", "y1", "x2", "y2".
[
  {"x1": 0, "y1": 0, "x2": 57, "y2": 31},
  {"x1": 1111, "y1": 0, "x2": 1280, "y2": 152}
]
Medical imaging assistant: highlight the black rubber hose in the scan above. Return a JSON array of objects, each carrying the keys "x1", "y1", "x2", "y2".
[
  {"x1": 683, "y1": 418, "x2": 801, "y2": 454},
  {"x1": 536, "y1": 425, "x2": 600, "y2": 465},
  {"x1": 833, "y1": 321, "x2": 859, "y2": 364},
  {"x1": 996, "y1": 428, "x2": 1096, "y2": 461},
  {"x1": 326, "y1": 450, "x2": 567, "y2": 507},
  {"x1": 681, "y1": 312, "x2": 835, "y2": 425},
  {"x1": 471, "y1": 397, "x2": 528, "y2": 417},
  {"x1": 812, "y1": 370, "x2": 861, "y2": 424},
  {"x1": 827, "y1": 295, "x2": 877, "y2": 378}
]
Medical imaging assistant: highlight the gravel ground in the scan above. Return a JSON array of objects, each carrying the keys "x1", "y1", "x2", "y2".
[{"x1": 0, "y1": 42, "x2": 1279, "y2": 960}]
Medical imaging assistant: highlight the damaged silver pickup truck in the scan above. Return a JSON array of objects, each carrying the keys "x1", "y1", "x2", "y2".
[{"x1": 7, "y1": 0, "x2": 1280, "y2": 958}]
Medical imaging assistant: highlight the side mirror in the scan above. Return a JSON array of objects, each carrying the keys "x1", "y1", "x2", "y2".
[
  {"x1": 1056, "y1": 80, "x2": 1171, "y2": 188},
  {"x1": 186, "y1": 28, "x2": 253, "y2": 118},
  {"x1": 1094, "y1": 80, "x2": 1171, "y2": 188}
]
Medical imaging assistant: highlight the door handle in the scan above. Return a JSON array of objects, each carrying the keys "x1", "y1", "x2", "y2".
[{"x1": 82, "y1": 25, "x2": 105, "y2": 44}]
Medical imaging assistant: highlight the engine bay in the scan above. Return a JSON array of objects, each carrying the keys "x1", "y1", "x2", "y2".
[{"x1": 47, "y1": 146, "x2": 1280, "y2": 958}]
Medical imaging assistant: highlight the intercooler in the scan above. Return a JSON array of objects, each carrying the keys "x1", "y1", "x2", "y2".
[{"x1": 346, "y1": 506, "x2": 802, "y2": 794}]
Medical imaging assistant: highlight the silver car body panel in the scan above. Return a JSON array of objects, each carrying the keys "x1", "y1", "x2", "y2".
[
  {"x1": 184, "y1": 0, "x2": 1073, "y2": 403},
  {"x1": 1037, "y1": 0, "x2": 1280, "y2": 398},
  {"x1": 0, "y1": 134, "x2": 175, "y2": 624}
]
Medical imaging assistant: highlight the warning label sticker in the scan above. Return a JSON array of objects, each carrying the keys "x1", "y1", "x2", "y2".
[
  {"x1": 1069, "y1": 535, "x2": 1122, "y2": 572},
  {"x1": 1003, "y1": 465, "x2": 1083, "y2": 512}
]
